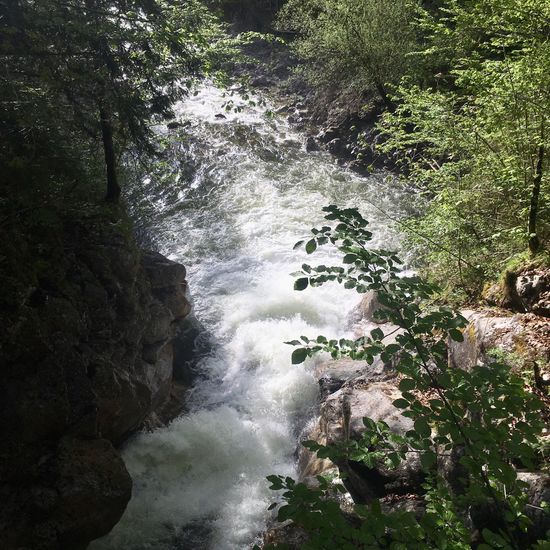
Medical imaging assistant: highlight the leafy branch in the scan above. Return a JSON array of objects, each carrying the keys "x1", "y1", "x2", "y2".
[{"x1": 266, "y1": 205, "x2": 546, "y2": 549}]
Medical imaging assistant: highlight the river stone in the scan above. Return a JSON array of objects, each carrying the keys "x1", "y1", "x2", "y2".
[
  {"x1": 302, "y1": 380, "x2": 424, "y2": 504},
  {"x1": 251, "y1": 75, "x2": 270, "y2": 87},
  {"x1": 305, "y1": 135, "x2": 319, "y2": 152},
  {"x1": 348, "y1": 159, "x2": 369, "y2": 175},
  {"x1": 287, "y1": 113, "x2": 300, "y2": 124},
  {"x1": 515, "y1": 267, "x2": 550, "y2": 317},
  {"x1": 327, "y1": 138, "x2": 344, "y2": 154},
  {"x1": 448, "y1": 310, "x2": 524, "y2": 370}
]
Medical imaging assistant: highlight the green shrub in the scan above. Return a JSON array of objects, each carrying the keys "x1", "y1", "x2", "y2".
[{"x1": 263, "y1": 206, "x2": 548, "y2": 549}]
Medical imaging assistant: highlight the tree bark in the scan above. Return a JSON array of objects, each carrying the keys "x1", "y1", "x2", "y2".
[
  {"x1": 528, "y1": 141, "x2": 544, "y2": 254},
  {"x1": 99, "y1": 103, "x2": 120, "y2": 202},
  {"x1": 374, "y1": 80, "x2": 392, "y2": 111}
]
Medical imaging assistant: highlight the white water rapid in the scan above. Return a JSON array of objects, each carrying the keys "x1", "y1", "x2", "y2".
[{"x1": 91, "y1": 86, "x2": 414, "y2": 550}]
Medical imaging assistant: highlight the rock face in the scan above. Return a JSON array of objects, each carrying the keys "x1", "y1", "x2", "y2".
[
  {"x1": 292, "y1": 292, "x2": 550, "y2": 546},
  {"x1": 448, "y1": 309, "x2": 550, "y2": 371},
  {"x1": 0, "y1": 219, "x2": 192, "y2": 549},
  {"x1": 484, "y1": 266, "x2": 550, "y2": 317}
]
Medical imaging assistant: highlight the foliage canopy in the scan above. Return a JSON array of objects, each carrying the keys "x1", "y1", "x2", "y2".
[{"x1": 1, "y1": 0, "x2": 231, "y2": 200}]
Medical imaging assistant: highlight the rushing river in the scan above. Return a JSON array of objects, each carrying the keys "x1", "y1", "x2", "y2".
[{"x1": 91, "y1": 86, "x2": 414, "y2": 550}]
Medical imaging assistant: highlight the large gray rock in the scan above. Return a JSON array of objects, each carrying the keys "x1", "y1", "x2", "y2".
[
  {"x1": 0, "y1": 218, "x2": 192, "y2": 549},
  {"x1": 301, "y1": 380, "x2": 424, "y2": 504},
  {"x1": 314, "y1": 356, "x2": 397, "y2": 400},
  {"x1": 515, "y1": 267, "x2": 550, "y2": 317},
  {"x1": 448, "y1": 310, "x2": 549, "y2": 371},
  {"x1": 348, "y1": 291, "x2": 388, "y2": 325},
  {"x1": 484, "y1": 267, "x2": 550, "y2": 317},
  {"x1": 448, "y1": 311, "x2": 520, "y2": 371}
]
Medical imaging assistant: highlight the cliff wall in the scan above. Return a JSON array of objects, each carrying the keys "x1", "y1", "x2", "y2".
[{"x1": 0, "y1": 209, "x2": 192, "y2": 549}]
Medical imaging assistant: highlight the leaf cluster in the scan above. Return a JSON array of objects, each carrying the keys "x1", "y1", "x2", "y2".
[{"x1": 267, "y1": 206, "x2": 548, "y2": 549}]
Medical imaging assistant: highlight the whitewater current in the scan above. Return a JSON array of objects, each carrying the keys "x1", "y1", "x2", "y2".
[{"x1": 91, "y1": 85, "x2": 414, "y2": 550}]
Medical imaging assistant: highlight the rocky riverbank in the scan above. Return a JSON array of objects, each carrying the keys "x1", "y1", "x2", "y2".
[
  {"x1": 0, "y1": 208, "x2": 195, "y2": 549},
  {"x1": 263, "y1": 282, "x2": 550, "y2": 547},
  {"x1": 234, "y1": 36, "x2": 391, "y2": 175}
]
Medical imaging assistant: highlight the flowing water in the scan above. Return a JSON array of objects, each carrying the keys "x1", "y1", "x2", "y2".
[{"x1": 91, "y1": 85, "x2": 415, "y2": 550}]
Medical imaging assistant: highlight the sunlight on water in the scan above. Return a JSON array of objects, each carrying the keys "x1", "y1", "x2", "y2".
[{"x1": 92, "y1": 85, "x2": 415, "y2": 550}]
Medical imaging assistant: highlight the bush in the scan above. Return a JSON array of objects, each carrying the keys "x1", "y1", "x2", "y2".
[
  {"x1": 275, "y1": 0, "x2": 420, "y2": 105},
  {"x1": 263, "y1": 206, "x2": 548, "y2": 549}
]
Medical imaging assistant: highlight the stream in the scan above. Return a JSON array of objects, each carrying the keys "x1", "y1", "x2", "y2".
[{"x1": 91, "y1": 85, "x2": 414, "y2": 550}]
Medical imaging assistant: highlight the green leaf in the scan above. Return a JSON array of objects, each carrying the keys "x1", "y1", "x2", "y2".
[
  {"x1": 294, "y1": 278, "x2": 309, "y2": 291},
  {"x1": 343, "y1": 254, "x2": 358, "y2": 264},
  {"x1": 414, "y1": 418, "x2": 431, "y2": 438},
  {"x1": 385, "y1": 343, "x2": 400, "y2": 355},
  {"x1": 420, "y1": 450, "x2": 437, "y2": 470},
  {"x1": 291, "y1": 348, "x2": 308, "y2": 364},
  {"x1": 393, "y1": 398, "x2": 410, "y2": 409},
  {"x1": 449, "y1": 328, "x2": 464, "y2": 342},
  {"x1": 482, "y1": 528, "x2": 508, "y2": 547},
  {"x1": 370, "y1": 327, "x2": 384, "y2": 341},
  {"x1": 399, "y1": 378, "x2": 417, "y2": 392},
  {"x1": 305, "y1": 239, "x2": 317, "y2": 254}
]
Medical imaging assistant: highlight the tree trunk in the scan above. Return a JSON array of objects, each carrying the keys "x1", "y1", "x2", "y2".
[
  {"x1": 528, "y1": 141, "x2": 544, "y2": 254},
  {"x1": 99, "y1": 103, "x2": 120, "y2": 202},
  {"x1": 374, "y1": 80, "x2": 392, "y2": 111}
]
